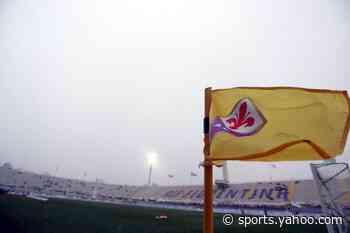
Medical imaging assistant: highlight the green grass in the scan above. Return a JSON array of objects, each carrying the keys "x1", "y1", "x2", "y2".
[{"x1": 0, "y1": 194, "x2": 327, "y2": 233}]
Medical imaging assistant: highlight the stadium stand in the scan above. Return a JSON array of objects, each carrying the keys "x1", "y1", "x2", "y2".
[{"x1": 1, "y1": 163, "x2": 349, "y2": 216}]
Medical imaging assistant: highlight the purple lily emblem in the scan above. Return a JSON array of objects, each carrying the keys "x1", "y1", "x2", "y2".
[{"x1": 210, "y1": 98, "x2": 267, "y2": 139}]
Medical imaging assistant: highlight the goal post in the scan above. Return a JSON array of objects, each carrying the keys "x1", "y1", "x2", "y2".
[{"x1": 310, "y1": 162, "x2": 350, "y2": 233}]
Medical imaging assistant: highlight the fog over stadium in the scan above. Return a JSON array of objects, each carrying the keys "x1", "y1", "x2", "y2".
[{"x1": 0, "y1": 0, "x2": 349, "y2": 186}]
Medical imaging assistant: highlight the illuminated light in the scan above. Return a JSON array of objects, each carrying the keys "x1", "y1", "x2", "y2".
[{"x1": 147, "y1": 152, "x2": 158, "y2": 167}]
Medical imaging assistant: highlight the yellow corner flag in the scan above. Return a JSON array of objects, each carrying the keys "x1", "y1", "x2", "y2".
[{"x1": 209, "y1": 87, "x2": 350, "y2": 161}]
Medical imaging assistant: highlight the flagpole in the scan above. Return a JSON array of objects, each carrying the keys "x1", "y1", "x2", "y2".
[{"x1": 203, "y1": 87, "x2": 213, "y2": 233}]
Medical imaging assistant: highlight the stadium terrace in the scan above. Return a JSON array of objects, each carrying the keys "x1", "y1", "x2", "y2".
[{"x1": 1, "y1": 163, "x2": 349, "y2": 216}]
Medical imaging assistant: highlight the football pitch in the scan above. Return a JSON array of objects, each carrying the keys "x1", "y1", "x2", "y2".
[{"x1": 0, "y1": 194, "x2": 327, "y2": 233}]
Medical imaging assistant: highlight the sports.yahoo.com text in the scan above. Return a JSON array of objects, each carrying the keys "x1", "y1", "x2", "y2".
[{"x1": 222, "y1": 214, "x2": 343, "y2": 228}]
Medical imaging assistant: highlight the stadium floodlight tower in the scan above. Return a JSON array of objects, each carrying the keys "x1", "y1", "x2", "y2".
[{"x1": 147, "y1": 152, "x2": 158, "y2": 186}]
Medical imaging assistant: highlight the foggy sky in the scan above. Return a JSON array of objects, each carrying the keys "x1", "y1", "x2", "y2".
[{"x1": 0, "y1": 0, "x2": 349, "y2": 185}]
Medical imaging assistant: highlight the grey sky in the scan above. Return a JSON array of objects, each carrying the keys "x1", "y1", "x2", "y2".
[{"x1": 0, "y1": 0, "x2": 349, "y2": 186}]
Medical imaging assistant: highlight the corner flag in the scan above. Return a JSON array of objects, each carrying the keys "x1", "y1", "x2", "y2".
[{"x1": 209, "y1": 87, "x2": 350, "y2": 161}]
